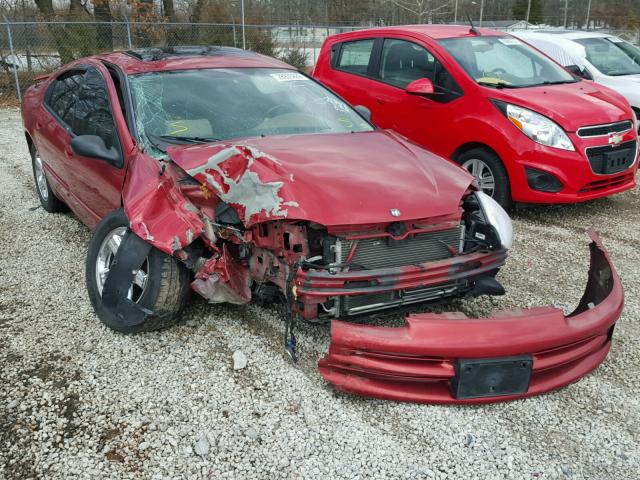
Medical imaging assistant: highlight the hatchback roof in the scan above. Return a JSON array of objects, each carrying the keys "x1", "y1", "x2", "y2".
[{"x1": 332, "y1": 24, "x2": 505, "y2": 40}]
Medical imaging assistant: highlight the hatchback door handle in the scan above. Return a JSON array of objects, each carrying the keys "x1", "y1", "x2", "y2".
[{"x1": 64, "y1": 149, "x2": 73, "y2": 158}]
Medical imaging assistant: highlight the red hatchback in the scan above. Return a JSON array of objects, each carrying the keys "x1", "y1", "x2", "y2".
[{"x1": 314, "y1": 25, "x2": 639, "y2": 207}]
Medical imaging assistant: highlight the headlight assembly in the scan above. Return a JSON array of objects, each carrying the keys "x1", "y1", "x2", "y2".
[
  {"x1": 493, "y1": 100, "x2": 575, "y2": 151},
  {"x1": 475, "y1": 191, "x2": 514, "y2": 250}
]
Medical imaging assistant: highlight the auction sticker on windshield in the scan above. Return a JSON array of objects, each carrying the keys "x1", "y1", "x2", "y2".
[{"x1": 270, "y1": 71, "x2": 309, "y2": 82}]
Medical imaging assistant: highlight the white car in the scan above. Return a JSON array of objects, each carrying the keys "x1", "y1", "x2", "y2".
[{"x1": 513, "y1": 30, "x2": 640, "y2": 118}]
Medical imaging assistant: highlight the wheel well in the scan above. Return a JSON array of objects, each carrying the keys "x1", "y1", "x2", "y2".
[{"x1": 451, "y1": 143, "x2": 501, "y2": 164}]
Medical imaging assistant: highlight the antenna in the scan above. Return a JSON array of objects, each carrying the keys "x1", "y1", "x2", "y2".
[{"x1": 466, "y1": 13, "x2": 480, "y2": 35}]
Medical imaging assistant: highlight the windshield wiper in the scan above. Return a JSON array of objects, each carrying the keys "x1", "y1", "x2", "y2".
[
  {"x1": 540, "y1": 79, "x2": 578, "y2": 85},
  {"x1": 477, "y1": 80, "x2": 519, "y2": 89},
  {"x1": 156, "y1": 134, "x2": 222, "y2": 144}
]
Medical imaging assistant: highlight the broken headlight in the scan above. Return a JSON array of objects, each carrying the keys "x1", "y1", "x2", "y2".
[{"x1": 475, "y1": 191, "x2": 513, "y2": 249}]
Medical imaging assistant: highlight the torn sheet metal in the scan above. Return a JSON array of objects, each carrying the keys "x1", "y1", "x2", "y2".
[
  {"x1": 192, "y1": 244, "x2": 251, "y2": 304},
  {"x1": 184, "y1": 145, "x2": 295, "y2": 224},
  {"x1": 122, "y1": 152, "x2": 204, "y2": 255},
  {"x1": 319, "y1": 231, "x2": 623, "y2": 404}
]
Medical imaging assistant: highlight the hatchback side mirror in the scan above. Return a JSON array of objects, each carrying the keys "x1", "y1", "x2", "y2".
[
  {"x1": 71, "y1": 135, "x2": 121, "y2": 167},
  {"x1": 354, "y1": 105, "x2": 372, "y2": 122},
  {"x1": 405, "y1": 78, "x2": 435, "y2": 96},
  {"x1": 565, "y1": 64, "x2": 591, "y2": 79}
]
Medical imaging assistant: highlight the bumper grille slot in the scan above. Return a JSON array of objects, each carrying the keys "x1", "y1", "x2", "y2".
[
  {"x1": 585, "y1": 140, "x2": 636, "y2": 174},
  {"x1": 577, "y1": 120, "x2": 633, "y2": 138}
]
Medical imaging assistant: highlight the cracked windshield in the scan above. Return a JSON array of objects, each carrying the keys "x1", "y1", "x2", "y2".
[
  {"x1": 439, "y1": 36, "x2": 577, "y2": 88},
  {"x1": 129, "y1": 68, "x2": 373, "y2": 155}
]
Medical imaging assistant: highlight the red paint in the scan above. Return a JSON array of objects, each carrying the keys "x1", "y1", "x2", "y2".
[
  {"x1": 166, "y1": 130, "x2": 473, "y2": 227},
  {"x1": 319, "y1": 231, "x2": 623, "y2": 404},
  {"x1": 313, "y1": 25, "x2": 639, "y2": 203}
]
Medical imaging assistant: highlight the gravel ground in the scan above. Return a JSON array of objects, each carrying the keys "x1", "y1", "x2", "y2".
[{"x1": 1, "y1": 107, "x2": 638, "y2": 480}]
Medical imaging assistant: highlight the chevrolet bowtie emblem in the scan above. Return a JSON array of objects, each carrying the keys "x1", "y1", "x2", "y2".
[
  {"x1": 390, "y1": 208, "x2": 401, "y2": 217},
  {"x1": 608, "y1": 133, "x2": 623, "y2": 146}
]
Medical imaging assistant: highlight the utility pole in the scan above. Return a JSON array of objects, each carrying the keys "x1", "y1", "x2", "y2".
[
  {"x1": 479, "y1": 0, "x2": 484, "y2": 27},
  {"x1": 241, "y1": 0, "x2": 246, "y2": 50},
  {"x1": 525, "y1": 0, "x2": 532, "y2": 26},
  {"x1": 454, "y1": 0, "x2": 458, "y2": 24},
  {"x1": 585, "y1": 0, "x2": 592, "y2": 30},
  {"x1": 563, "y1": 0, "x2": 569, "y2": 28}
]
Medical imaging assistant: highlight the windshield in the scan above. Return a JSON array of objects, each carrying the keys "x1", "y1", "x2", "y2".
[
  {"x1": 128, "y1": 68, "x2": 372, "y2": 153},
  {"x1": 439, "y1": 36, "x2": 577, "y2": 88},
  {"x1": 574, "y1": 37, "x2": 640, "y2": 76}
]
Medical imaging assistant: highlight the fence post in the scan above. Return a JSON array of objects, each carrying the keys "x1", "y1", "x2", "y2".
[
  {"x1": 124, "y1": 15, "x2": 133, "y2": 49},
  {"x1": 3, "y1": 16, "x2": 21, "y2": 102}
]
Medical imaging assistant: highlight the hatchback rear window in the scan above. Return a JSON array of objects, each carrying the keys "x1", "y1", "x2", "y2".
[{"x1": 337, "y1": 39, "x2": 375, "y2": 75}]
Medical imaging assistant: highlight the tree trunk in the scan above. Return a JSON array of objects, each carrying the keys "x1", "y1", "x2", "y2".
[
  {"x1": 93, "y1": 0, "x2": 113, "y2": 51},
  {"x1": 34, "y1": 0, "x2": 75, "y2": 64}
]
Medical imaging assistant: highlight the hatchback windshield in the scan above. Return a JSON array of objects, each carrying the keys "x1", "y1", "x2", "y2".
[
  {"x1": 439, "y1": 36, "x2": 576, "y2": 88},
  {"x1": 574, "y1": 37, "x2": 640, "y2": 76},
  {"x1": 129, "y1": 68, "x2": 372, "y2": 152}
]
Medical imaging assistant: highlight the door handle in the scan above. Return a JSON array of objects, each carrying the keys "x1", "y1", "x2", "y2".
[
  {"x1": 35, "y1": 122, "x2": 42, "y2": 129},
  {"x1": 64, "y1": 149, "x2": 73, "y2": 159}
]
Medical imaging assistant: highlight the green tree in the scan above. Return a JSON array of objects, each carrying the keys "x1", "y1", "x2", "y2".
[{"x1": 512, "y1": 0, "x2": 543, "y2": 24}]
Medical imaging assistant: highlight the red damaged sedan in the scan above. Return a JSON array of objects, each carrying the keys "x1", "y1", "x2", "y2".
[{"x1": 22, "y1": 47, "x2": 622, "y2": 403}]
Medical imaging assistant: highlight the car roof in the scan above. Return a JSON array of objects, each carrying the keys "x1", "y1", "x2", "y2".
[
  {"x1": 332, "y1": 24, "x2": 506, "y2": 41},
  {"x1": 94, "y1": 46, "x2": 294, "y2": 75},
  {"x1": 514, "y1": 29, "x2": 616, "y2": 41}
]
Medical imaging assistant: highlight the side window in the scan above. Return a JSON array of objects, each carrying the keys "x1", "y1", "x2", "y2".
[
  {"x1": 45, "y1": 71, "x2": 85, "y2": 127},
  {"x1": 379, "y1": 39, "x2": 462, "y2": 100},
  {"x1": 336, "y1": 39, "x2": 375, "y2": 75},
  {"x1": 73, "y1": 69, "x2": 117, "y2": 149},
  {"x1": 380, "y1": 39, "x2": 434, "y2": 88}
]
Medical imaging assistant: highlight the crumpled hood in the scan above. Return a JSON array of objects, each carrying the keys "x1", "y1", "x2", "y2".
[
  {"x1": 492, "y1": 80, "x2": 632, "y2": 132},
  {"x1": 166, "y1": 130, "x2": 472, "y2": 227}
]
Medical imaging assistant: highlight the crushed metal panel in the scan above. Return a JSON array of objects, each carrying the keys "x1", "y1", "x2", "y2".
[
  {"x1": 175, "y1": 144, "x2": 297, "y2": 225},
  {"x1": 122, "y1": 152, "x2": 204, "y2": 255}
]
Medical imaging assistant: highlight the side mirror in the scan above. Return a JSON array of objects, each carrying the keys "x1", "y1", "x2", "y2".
[
  {"x1": 354, "y1": 105, "x2": 372, "y2": 122},
  {"x1": 71, "y1": 135, "x2": 121, "y2": 167},
  {"x1": 565, "y1": 64, "x2": 589, "y2": 79},
  {"x1": 405, "y1": 78, "x2": 435, "y2": 96}
]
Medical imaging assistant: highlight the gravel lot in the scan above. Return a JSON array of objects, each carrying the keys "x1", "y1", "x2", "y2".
[{"x1": 1, "y1": 107, "x2": 638, "y2": 480}]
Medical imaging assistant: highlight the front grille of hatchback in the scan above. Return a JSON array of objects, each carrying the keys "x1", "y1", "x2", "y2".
[
  {"x1": 577, "y1": 120, "x2": 633, "y2": 138},
  {"x1": 585, "y1": 140, "x2": 637, "y2": 174}
]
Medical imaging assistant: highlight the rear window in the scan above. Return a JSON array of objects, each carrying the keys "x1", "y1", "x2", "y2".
[{"x1": 337, "y1": 39, "x2": 375, "y2": 75}]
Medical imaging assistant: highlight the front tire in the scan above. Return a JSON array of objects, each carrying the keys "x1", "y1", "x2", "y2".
[
  {"x1": 86, "y1": 209, "x2": 190, "y2": 333},
  {"x1": 30, "y1": 144, "x2": 67, "y2": 212},
  {"x1": 458, "y1": 148, "x2": 511, "y2": 208}
]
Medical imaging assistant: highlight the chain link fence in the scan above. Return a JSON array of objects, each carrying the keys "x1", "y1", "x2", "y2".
[
  {"x1": 1, "y1": 20, "x2": 639, "y2": 102},
  {"x1": 0, "y1": 20, "x2": 363, "y2": 101}
]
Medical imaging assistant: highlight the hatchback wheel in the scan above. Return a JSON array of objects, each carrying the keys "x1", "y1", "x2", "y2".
[
  {"x1": 30, "y1": 144, "x2": 67, "y2": 212},
  {"x1": 458, "y1": 148, "x2": 511, "y2": 208},
  {"x1": 86, "y1": 209, "x2": 190, "y2": 333}
]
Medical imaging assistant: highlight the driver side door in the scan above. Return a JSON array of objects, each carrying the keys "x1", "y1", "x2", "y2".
[
  {"x1": 64, "y1": 67, "x2": 127, "y2": 229},
  {"x1": 367, "y1": 37, "x2": 464, "y2": 157}
]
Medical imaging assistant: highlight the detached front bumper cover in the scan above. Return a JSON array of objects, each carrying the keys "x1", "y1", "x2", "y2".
[{"x1": 319, "y1": 230, "x2": 623, "y2": 404}]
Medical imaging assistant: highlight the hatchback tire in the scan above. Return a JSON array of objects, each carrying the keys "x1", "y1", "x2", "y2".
[
  {"x1": 458, "y1": 148, "x2": 511, "y2": 208},
  {"x1": 86, "y1": 209, "x2": 190, "y2": 333},
  {"x1": 30, "y1": 144, "x2": 67, "y2": 213}
]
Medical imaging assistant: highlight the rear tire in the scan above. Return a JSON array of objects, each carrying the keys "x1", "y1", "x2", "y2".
[
  {"x1": 86, "y1": 208, "x2": 190, "y2": 333},
  {"x1": 30, "y1": 143, "x2": 67, "y2": 213},
  {"x1": 458, "y1": 148, "x2": 511, "y2": 208}
]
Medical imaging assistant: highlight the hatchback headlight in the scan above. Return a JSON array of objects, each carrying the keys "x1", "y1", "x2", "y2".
[
  {"x1": 494, "y1": 101, "x2": 575, "y2": 151},
  {"x1": 476, "y1": 191, "x2": 513, "y2": 249}
]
